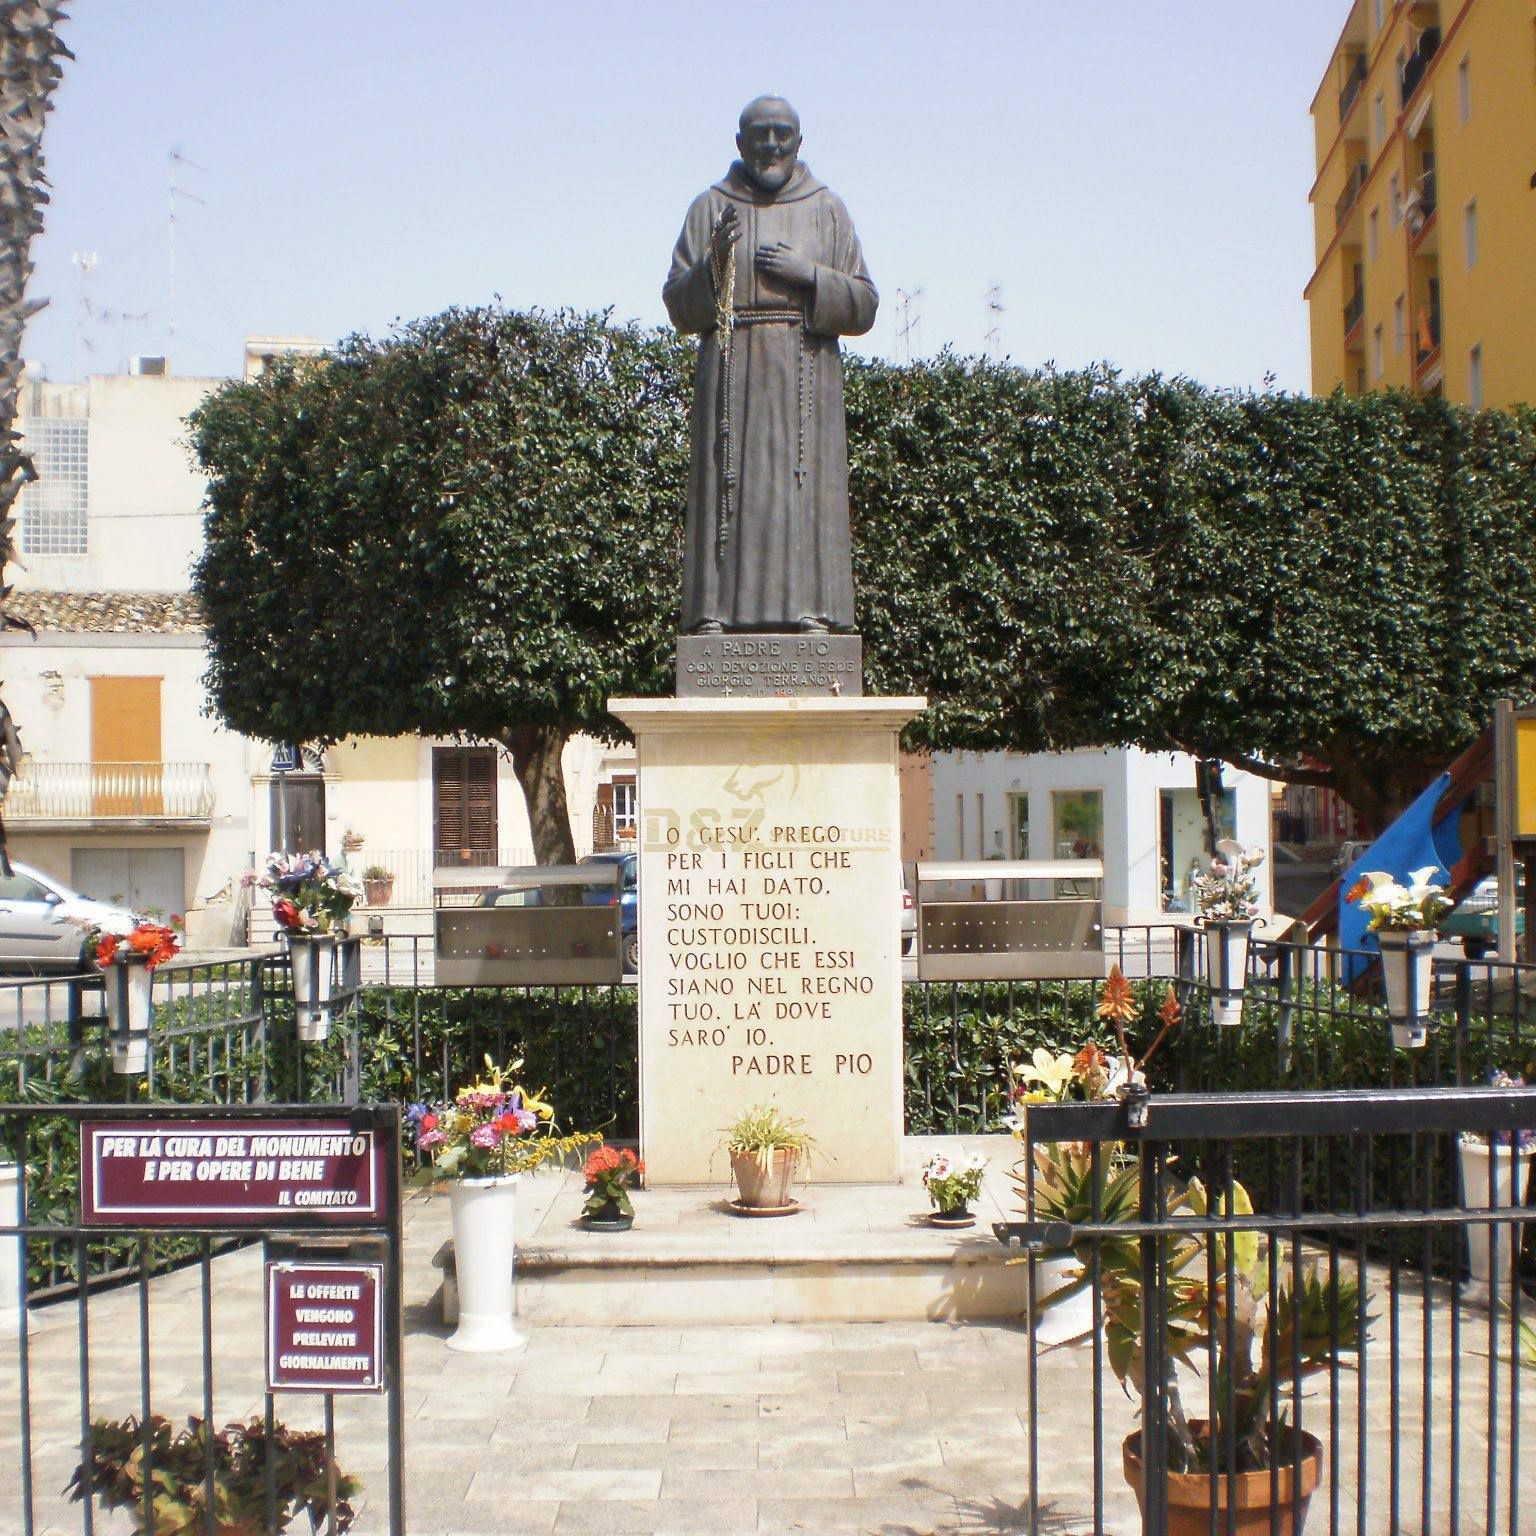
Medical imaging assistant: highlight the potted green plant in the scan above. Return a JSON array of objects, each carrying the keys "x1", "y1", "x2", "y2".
[
  {"x1": 66, "y1": 1412, "x2": 358, "y2": 1533},
  {"x1": 362, "y1": 863, "x2": 395, "y2": 906},
  {"x1": 582, "y1": 1144, "x2": 644, "y2": 1230},
  {"x1": 720, "y1": 1104, "x2": 816, "y2": 1213},
  {"x1": 1348, "y1": 866, "x2": 1454, "y2": 1047},
  {"x1": 920, "y1": 1150, "x2": 986, "y2": 1227},
  {"x1": 1036, "y1": 1168, "x2": 1367, "y2": 1535}
]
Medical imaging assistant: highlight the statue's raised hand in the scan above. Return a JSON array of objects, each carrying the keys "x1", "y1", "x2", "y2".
[
  {"x1": 709, "y1": 205, "x2": 741, "y2": 265},
  {"x1": 756, "y1": 240, "x2": 815, "y2": 289}
]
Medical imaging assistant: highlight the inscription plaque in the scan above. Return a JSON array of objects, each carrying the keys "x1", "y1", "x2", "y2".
[{"x1": 675, "y1": 634, "x2": 862, "y2": 698}]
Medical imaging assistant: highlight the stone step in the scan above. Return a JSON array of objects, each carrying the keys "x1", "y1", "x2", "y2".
[{"x1": 431, "y1": 1135, "x2": 1031, "y2": 1326}]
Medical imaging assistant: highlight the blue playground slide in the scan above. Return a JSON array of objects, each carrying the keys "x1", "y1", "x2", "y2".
[{"x1": 1334, "y1": 770, "x2": 1461, "y2": 982}]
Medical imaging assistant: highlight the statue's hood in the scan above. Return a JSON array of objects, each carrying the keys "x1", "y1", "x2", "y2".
[{"x1": 713, "y1": 160, "x2": 825, "y2": 204}]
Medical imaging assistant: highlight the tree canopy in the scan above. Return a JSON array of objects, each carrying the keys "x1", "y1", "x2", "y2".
[
  {"x1": 191, "y1": 308, "x2": 1536, "y2": 851},
  {"x1": 188, "y1": 307, "x2": 690, "y2": 860}
]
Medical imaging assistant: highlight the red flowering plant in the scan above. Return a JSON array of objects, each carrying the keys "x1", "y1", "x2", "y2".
[
  {"x1": 583, "y1": 1146, "x2": 644, "y2": 1218},
  {"x1": 88, "y1": 917, "x2": 182, "y2": 970},
  {"x1": 405, "y1": 1056, "x2": 598, "y2": 1181}
]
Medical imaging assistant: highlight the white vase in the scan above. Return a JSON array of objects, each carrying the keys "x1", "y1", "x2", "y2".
[
  {"x1": 1030, "y1": 1251, "x2": 1096, "y2": 1345},
  {"x1": 287, "y1": 933, "x2": 336, "y2": 1041},
  {"x1": 1458, "y1": 1138, "x2": 1533, "y2": 1309},
  {"x1": 1378, "y1": 928, "x2": 1435, "y2": 1049},
  {"x1": 104, "y1": 958, "x2": 153, "y2": 1074},
  {"x1": 1202, "y1": 920, "x2": 1252, "y2": 1027},
  {"x1": 447, "y1": 1174, "x2": 524, "y2": 1353},
  {"x1": 0, "y1": 1165, "x2": 36, "y2": 1337}
]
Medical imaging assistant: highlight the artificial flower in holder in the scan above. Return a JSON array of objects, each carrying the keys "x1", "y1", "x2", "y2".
[
  {"x1": 921, "y1": 1150, "x2": 987, "y2": 1227},
  {"x1": 251, "y1": 852, "x2": 363, "y2": 1042},
  {"x1": 1457, "y1": 1069, "x2": 1536, "y2": 1307},
  {"x1": 407, "y1": 1058, "x2": 597, "y2": 1352},
  {"x1": 582, "y1": 1145, "x2": 644, "y2": 1230},
  {"x1": 1347, "y1": 867, "x2": 1454, "y2": 1049},
  {"x1": 1189, "y1": 839, "x2": 1265, "y2": 1027},
  {"x1": 94, "y1": 920, "x2": 180, "y2": 1074}
]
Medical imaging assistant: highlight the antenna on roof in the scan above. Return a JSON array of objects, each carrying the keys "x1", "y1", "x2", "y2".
[
  {"x1": 168, "y1": 148, "x2": 207, "y2": 369},
  {"x1": 984, "y1": 284, "x2": 1004, "y2": 360},
  {"x1": 894, "y1": 287, "x2": 924, "y2": 364}
]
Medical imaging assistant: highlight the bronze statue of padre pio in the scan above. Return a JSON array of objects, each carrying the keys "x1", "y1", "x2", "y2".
[{"x1": 664, "y1": 96, "x2": 878, "y2": 635}]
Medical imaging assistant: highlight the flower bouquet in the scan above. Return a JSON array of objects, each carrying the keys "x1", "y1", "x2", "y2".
[
  {"x1": 251, "y1": 851, "x2": 361, "y2": 936},
  {"x1": 1347, "y1": 866, "x2": 1453, "y2": 1047},
  {"x1": 91, "y1": 919, "x2": 182, "y2": 1074},
  {"x1": 251, "y1": 852, "x2": 362, "y2": 1040},
  {"x1": 408, "y1": 1060, "x2": 598, "y2": 1352},
  {"x1": 1190, "y1": 839, "x2": 1265, "y2": 1026},
  {"x1": 921, "y1": 1150, "x2": 986, "y2": 1227},
  {"x1": 582, "y1": 1145, "x2": 644, "y2": 1229}
]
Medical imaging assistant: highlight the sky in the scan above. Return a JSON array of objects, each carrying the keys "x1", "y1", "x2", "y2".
[{"x1": 23, "y1": 0, "x2": 1348, "y2": 393}]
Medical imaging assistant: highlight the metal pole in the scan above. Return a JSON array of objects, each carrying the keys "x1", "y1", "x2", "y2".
[{"x1": 1494, "y1": 700, "x2": 1517, "y2": 964}]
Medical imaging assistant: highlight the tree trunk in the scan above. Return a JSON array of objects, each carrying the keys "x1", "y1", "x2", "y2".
[{"x1": 500, "y1": 724, "x2": 577, "y2": 866}]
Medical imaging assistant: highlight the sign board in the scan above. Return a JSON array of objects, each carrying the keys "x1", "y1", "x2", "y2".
[
  {"x1": 80, "y1": 1118, "x2": 388, "y2": 1228},
  {"x1": 269, "y1": 744, "x2": 299, "y2": 774},
  {"x1": 266, "y1": 1260, "x2": 383, "y2": 1393},
  {"x1": 1516, "y1": 714, "x2": 1536, "y2": 842}
]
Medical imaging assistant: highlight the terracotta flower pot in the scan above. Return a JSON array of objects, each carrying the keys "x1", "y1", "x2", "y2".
[
  {"x1": 1123, "y1": 1425, "x2": 1322, "y2": 1536},
  {"x1": 730, "y1": 1147, "x2": 799, "y2": 1208},
  {"x1": 363, "y1": 876, "x2": 393, "y2": 907}
]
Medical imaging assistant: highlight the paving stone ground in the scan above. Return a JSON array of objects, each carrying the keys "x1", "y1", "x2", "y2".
[{"x1": 1, "y1": 1175, "x2": 1533, "y2": 1534}]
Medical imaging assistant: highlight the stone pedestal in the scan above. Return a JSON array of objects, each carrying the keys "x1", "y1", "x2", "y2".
[{"x1": 609, "y1": 695, "x2": 925, "y2": 1184}]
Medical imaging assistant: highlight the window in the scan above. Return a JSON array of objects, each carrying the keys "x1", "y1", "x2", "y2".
[
  {"x1": 433, "y1": 746, "x2": 498, "y2": 859},
  {"x1": 1373, "y1": 91, "x2": 1386, "y2": 148},
  {"x1": 1458, "y1": 55, "x2": 1471, "y2": 124},
  {"x1": 1008, "y1": 793, "x2": 1029, "y2": 859},
  {"x1": 1372, "y1": 324, "x2": 1385, "y2": 380},
  {"x1": 1372, "y1": 0, "x2": 1384, "y2": 33},
  {"x1": 1390, "y1": 172, "x2": 1402, "y2": 227},
  {"x1": 611, "y1": 776, "x2": 637, "y2": 838},
  {"x1": 1465, "y1": 199, "x2": 1478, "y2": 267},
  {"x1": 1469, "y1": 345, "x2": 1483, "y2": 409},
  {"x1": 1051, "y1": 790, "x2": 1103, "y2": 860},
  {"x1": 19, "y1": 417, "x2": 87, "y2": 555},
  {"x1": 1393, "y1": 294, "x2": 1406, "y2": 354},
  {"x1": 1368, "y1": 207, "x2": 1380, "y2": 262}
]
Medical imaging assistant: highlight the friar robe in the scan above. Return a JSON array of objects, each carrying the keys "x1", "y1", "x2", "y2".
[{"x1": 664, "y1": 161, "x2": 878, "y2": 631}]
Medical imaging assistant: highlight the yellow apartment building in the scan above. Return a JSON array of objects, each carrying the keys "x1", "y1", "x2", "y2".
[{"x1": 1306, "y1": 0, "x2": 1536, "y2": 408}]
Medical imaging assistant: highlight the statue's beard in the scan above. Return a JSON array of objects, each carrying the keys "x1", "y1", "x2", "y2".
[{"x1": 746, "y1": 155, "x2": 795, "y2": 193}]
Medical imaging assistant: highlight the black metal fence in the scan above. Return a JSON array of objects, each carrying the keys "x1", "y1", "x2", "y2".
[
  {"x1": 999, "y1": 1085, "x2": 1536, "y2": 1536},
  {"x1": 0, "y1": 1101, "x2": 406, "y2": 1536}
]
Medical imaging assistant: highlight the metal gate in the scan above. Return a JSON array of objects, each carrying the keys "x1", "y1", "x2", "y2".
[
  {"x1": 1, "y1": 1101, "x2": 405, "y2": 1536},
  {"x1": 998, "y1": 1085, "x2": 1536, "y2": 1536}
]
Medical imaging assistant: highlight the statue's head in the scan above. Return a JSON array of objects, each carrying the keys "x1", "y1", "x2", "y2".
[{"x1": 737, "y1": 96, "x2": 801, "y2": 194}]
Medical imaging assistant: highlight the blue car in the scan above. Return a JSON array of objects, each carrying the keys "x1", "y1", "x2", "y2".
[{"x1": 580, "y1": 852, "x2": 639, "y2": 973}]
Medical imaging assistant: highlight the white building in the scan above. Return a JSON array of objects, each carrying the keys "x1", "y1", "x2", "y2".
[
  {"x1": 3, "y1": 349, "x2": 637, "y2": 944},
  {"x1": 930, "y1": 747, "x2": 1274, "y2": 925}
]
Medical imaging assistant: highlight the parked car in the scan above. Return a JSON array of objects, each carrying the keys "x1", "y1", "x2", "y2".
[
  {"x1": 0, "y1": 862, "x2": 138, "y2": 973},
  {"x1": 474, "y1": 853, "x2": 638, "y2": 974},
  {"x1": 901, "y1": 880, "x2": 916, "y2": 957},
  {"x1": 1440, "y1": 875, "x2": 1526, "y2": 959},
  {"x1": 1330, "y1": 840, "x2": 1370, "y2": 879}
]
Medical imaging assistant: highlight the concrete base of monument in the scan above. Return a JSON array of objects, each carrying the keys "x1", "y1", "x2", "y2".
[
  {"x1": 432, "y1": 1135, "x2": 1029, "y2": 1326},
  {"x1": 610, "y1": 694, "x2": 926, "y2": 1186}
]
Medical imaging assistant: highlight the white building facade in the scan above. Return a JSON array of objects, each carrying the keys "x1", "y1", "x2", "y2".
[
  {"x1": 3, "y1": 351, "x2": 637, "y2": 944},
  {"x1": 930, "y1": 746, "x2": 1274, "y2": 925}
]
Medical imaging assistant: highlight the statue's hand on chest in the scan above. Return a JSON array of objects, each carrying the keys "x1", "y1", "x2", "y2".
[{"x1": 745, "y1": 207, "x2": 815, "y2": 300}]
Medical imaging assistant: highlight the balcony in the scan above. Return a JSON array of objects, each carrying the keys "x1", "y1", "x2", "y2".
[
  {"x1": 1400, "y1": 27, "x2": 1441, "y2": 107},
  {"x1": 1405, "y1": 168, "x2": 1437, "y2": 237},
  {"x1": 1335, "y1": 162, "x2": 1369, "y2": 230},
  {"x1": 1344, "y1": 286, "x2": 1365, "y2": 343},
  {"x1": 5, "y1": 761, "x2": 215, "y2": 828},
  {"x1": 1338, "y1": 55, "x2": 1367, "y2": 123}
]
